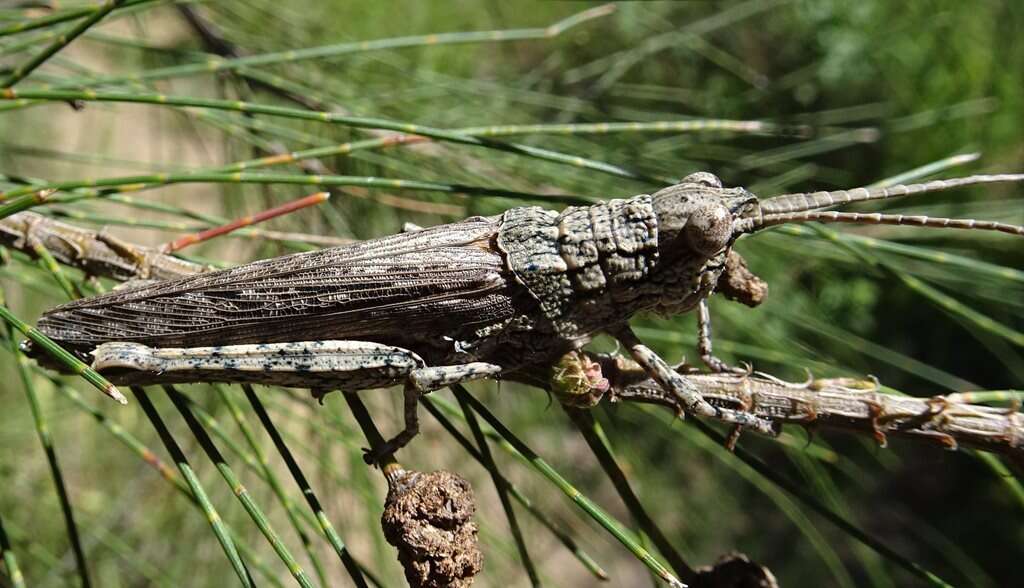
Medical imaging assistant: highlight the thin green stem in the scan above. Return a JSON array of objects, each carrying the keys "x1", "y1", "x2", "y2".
[
  {"x1": 340, "y1": 391, "x2": 399, "y2": 474},
  {"x1": 0, "y1": 171, "x2": 587, "y2": 219},
  {"x1": 163, "y1": 385, "x2": 314, "y2": 588},
  {"x1": 0, "y1": 510, "x2": 26, "y2": 588},
  {"x1": 0, "y1": 0, "x2": 155, "y2": 37},
  {"x1": 419, "y1": 398, "x2": 610, "y2": 581},
  {"x1": 783, "y1": 447, "x2": 890, "y2": 588},
  {"x1": 0, "y1": 114, "x2": 763, "y2": 217},
  {"x1": 972, "y1": 452, "x2": 1024, "y2": 510},
  {"x1": 454, "y1": 392, "x2": 540, "y2": 586},
  {"x1": 47, "y1": 366, "x2": 365, "y2": 586},
  {"x1": 693, "y1": 420, "x2": 952, "y2": 587},
  {"x1": 795, "y1": 220, "x2": 1024, "y2": 348},
  {"x1": 457, "y1": 119, "x2": 779, "y2": 137},
  {"x1": 0, "y1": 294, "x2": 126, "y2": 404},
  {"x1": 52, "y1": 5, "x2": 614, "y2": 87},
  {"x1": 51, "y1": 377, "x2": 183, "y2": 488},
  {"x1": 564, "y1": 408, "x2": 695, "y2": 583},
  {"x1": 945, "y1": 390, "x2": 1024, "y2": 404},
  {"x1": 44, "y1": 371, "x2": 286, "y2": 588},
  {"x1": 449, "y1": 385, "x2": 684, "y2": 588},
  {"x1": 0, "y1": 28, "x2": 60, "y2": 59},
  {"x1": 3, "y1": 323, "x2": 91, "y2": 588},
  {"x1": 664, "y1": 418, "x2": 855, "y2": 588},
  {"x1": 867, "y1": 152, "x2": 980, "y2": 188},
  {"x1": 130, "y1": 386, "x2": 255, "y2": 588},
  {"x1": 3, "y1": 315, "x2": 91, "y2": 588},
  {"x1": 0, "y1": 88, "x2": 663, "y2": 184},
  {"x1": 215, "y1": 385, "x2": 329, "y2": 587},
  {"x1": 1, "y1": 0, "x2": 129, "y2": 88},
  {"x1": 194, "y1": 119, "x2": 773, "y2": 182},
  {"x1": 897, "y1": 273, "x2": 1024, "y2": 347},
  {"x1": 47, "y1": 206, "x2": 338, "y2": 249},
  {"x1": 243, "y1": 385, "x2": 370, "y2": 588},
  {"x1": 30, "y1": 238, "x2": 84, "y2": 299},
  {"x1": 176, "y1": 394, "x2": 384, "y2": 586},
  {"x1": 86, "y1": 525, "x2": 178, "y2": 588},
  {"x1": 772, "y1": 225, "x2": 1024, "y2": 285}
]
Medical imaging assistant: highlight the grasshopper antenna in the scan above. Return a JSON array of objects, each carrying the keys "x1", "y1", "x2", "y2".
[
  {"x1": 737, "y1": 210, "x2": 1024, "y2": 236},
  {"x1": 735, "y1": 173, "x2": 1024, "y2": 236},
  {"x1": 757, "y1": 173, "x2": 1024, "y2": 214}
]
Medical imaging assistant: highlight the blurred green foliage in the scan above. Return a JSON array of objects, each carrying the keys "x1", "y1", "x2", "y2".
[{"x1": 0, "y1": 1, "x2": 1022, "y2": 587}]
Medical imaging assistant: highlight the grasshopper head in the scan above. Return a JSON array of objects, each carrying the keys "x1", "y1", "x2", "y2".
[
  {"x1": 652, "y1": 172, "x2": 758, "y2": 258},
  {"x1": 654, "y1": 172, "x2": 1024, "y2": 255}
]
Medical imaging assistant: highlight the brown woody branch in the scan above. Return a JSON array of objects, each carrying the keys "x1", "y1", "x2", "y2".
[
  {"x1": 1, "y1": 210, "x2": 209, "y2": 281},
  {"x1": 579, "y1": 352, "x2": 1024, "y2": 458}
]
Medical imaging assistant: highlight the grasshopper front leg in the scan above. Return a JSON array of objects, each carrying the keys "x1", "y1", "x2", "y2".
[
  {"x1": 91, "y1": 340, "x2": 503, "y2": 463},
  {"x1": 611, "y1": 326, "x2": 776, "y2": 436},
  {"x1": 697, "y1": 299, "x2": 746, "y2": 374},
  {"x1": 699, "y1": 251, "x2": 768, "y2": 374}
]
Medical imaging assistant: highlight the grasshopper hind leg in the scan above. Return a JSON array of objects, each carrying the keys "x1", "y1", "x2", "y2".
[
  {"x1": 91, "y1": 340, "x2": 504, "y2": 463},
  {"x1": 363, "y1": 362, "x2": 504, "y2": 465},
  {"x1": 90, "y1": 340, "x2": 426, "y2": 388}
]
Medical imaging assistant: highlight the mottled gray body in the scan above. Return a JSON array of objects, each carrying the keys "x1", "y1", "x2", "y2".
[
  {"x1": 36, "y1": 185, "x2": 734, "y2": 385},
  {"x1": 28, "y1": 170, "x2": 1023, "y2": 459}
]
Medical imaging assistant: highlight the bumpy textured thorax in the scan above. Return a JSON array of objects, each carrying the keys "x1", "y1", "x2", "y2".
[
  {"x1": 496, "y1": 185, "x2": 745, "y2": 340},
  {"x1": 497, "y1": 195, "x2": 661, "y2": 336}
]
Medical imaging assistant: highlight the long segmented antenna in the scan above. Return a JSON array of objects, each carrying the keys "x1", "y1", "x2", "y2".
[
  {"x1": 735, "y1": 210, "x2": 1024, "y2": 236},
  {"x1": 759, "y1": 174, "x2": 1024, "y2": 214}
]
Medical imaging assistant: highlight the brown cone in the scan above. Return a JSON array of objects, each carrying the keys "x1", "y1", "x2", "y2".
[{"x1": 382, "y1": 469, "x2": 483, "y2": 587}]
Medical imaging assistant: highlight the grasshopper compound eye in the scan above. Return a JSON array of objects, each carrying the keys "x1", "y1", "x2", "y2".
[{"x1": 684, "y1": 203, "x2": 733, "y2": 255}]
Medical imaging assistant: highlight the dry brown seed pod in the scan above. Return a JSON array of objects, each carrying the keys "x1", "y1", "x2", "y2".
[{"x1": 382, "y1": 469, "x2": 483, "y2": 587}]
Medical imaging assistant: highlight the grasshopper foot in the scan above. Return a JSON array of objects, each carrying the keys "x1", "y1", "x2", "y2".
[
  {"x1": 615, "y1": 325, "x2": 777, "y2": 437},
  {"x1": 701, "y1": 353, "x2": 749, "y2": 375},
  {"x1": 362, "y1": 384, "x2": 422, "y2": 467},
  {"x1": 697, "y1": 299, "x2": 749, "y2": 374},
  {"x1": 362, "y1": 443, "x2": 401, "y2": 467}
]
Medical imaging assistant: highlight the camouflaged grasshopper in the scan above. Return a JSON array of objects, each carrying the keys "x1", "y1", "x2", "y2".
[{"x1": 24, "y1": 172, "x2": 1024, "y2": 463}]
